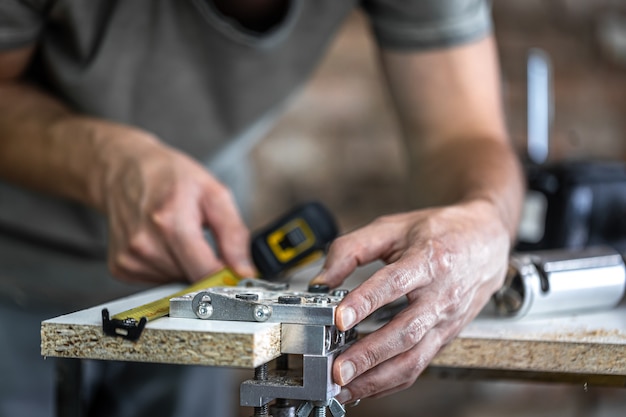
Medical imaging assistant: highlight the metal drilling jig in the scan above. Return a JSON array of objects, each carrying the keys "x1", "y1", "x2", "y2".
[{"x1": 170, "y1": 285, "x2": 357, "y2": 417}]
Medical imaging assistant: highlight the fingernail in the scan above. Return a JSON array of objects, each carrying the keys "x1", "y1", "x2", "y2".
[
  {"x1": 238, "y1": 260, "x2": 256, "y2": 276},
  {"x1": 241, "y1": 258, "x2": 254, "y2": 269},
  {"x1": 309, "y1": 269, "x2": 326, "y2": 285},
  {"x1": 339, "y1": 360, "x2": 356, "y2": 384},
  {"x1": 339, "y1": 307, "x2": 356, "y2": 329},
  {"x1": 336, "y1": 388, "x2": 352, "y2": 404}
]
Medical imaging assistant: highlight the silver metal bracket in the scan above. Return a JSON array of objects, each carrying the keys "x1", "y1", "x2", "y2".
[
  {"x1": 170, "y1": 287, "x2": 347, "y2": 325},
  {"x1": 169, "y1": 286, "x2": 357, "y2": 416}
]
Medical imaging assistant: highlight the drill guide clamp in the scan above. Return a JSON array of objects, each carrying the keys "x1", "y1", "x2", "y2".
[{"x1": 170, "y1": 286, "x2": 357, "y2": 417}]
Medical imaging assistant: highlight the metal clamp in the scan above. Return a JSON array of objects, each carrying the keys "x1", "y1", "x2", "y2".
[{"x1": 169, "y1": 286, "x2": 357, "y2": 416}]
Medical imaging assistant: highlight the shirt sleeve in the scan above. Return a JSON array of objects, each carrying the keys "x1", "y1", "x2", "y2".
[
  {"x1": 0, "y1": 0, "x2": 47, "y2": 49},
  {"x1": 360, "y1": 0, "x2": 493, "y2": 50}
]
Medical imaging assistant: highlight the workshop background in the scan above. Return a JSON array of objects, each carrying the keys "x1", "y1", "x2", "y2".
[{"x1": 246, "y1": 1, "x2": 626, "y2": 417}]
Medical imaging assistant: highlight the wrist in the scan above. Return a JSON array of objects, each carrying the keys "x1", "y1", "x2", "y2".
[{"x1": 461, "y1": 197, "x2": 516, "y2": 244}]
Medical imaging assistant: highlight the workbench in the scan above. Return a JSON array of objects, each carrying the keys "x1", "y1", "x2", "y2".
[{"x1": 41, "y1": 262, "x2": 626, "y2": 388}]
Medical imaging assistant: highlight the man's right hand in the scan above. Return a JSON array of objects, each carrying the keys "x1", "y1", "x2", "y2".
[
  {"x1": 95, "y1": 126, "x2": 256, "y2": 284},
  {"x1": 0, "y1": 46, "x2": 255, "y2": 285}
]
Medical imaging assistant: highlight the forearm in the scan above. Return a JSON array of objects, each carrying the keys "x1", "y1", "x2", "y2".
[
  {"x1": 380, "y1": 36, "x2": 525, "y2": 239},
  {"x1": 0, "y1": 82, "x2": 157, "y2": 210},
  {"x1": 407, "y1": 134, "x2": 525, "y2": 238}
]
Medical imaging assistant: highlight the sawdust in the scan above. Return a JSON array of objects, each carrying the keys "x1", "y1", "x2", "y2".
[{"x1": 537, "y1": 328, "x2": 626, "y2": 343}]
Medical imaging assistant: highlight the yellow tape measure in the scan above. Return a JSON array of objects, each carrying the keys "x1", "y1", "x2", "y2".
[{"x1": 102, "y1": 268, "x2": 241, "y2": 340}]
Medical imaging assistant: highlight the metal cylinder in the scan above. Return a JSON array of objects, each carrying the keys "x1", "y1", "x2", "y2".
[{"x1": 494, "y1": 246, "x2": 626, "y2": 318}]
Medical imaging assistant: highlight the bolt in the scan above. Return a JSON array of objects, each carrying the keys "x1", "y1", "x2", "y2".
[
  {"x1": 325, "y1": 328, "x2": 333, "y2": 351},
  {"x1": 193, "y1": 292, "x2": 213, "y2": 319},
  {"x1": 331, "y1": 289, "x2": 349, "y2": 299},
  {"x1": 308, "y1": 283, "x2": 330, "y2": 293},
  {"x1": 237, "y1": 293, "x2": 259, "y2": 301},
  {"x1": 270, "y1": 399, "x2": 297, "y2": 417},
  {"x1": 334, "y1": 329, "x2": 343, "y2": 345},
  {"x1": 278, "y1": 295, "x2": 302, "y2": 305},
  {"x1": 314, "y1": 406, "x2": 326, "y2": 417},
  {"x1": 313, "y1": 296, "x2": 330, "y2": 306},
  {"x1": 328, "y1": 398, "x2": 346, "y2": 417},
  {"x1": 252, "y1": 363, "x2": 270, "y2": 417},
  {"x1": 254, "y1": 363, "x2": 269, "y2": 381},
  {"x1": 195, "y1": 296, "x2": 213, "y2": 319},
  {"x1": 296, "y1": 402, "x2": 314, "y2": 417},
  {"x1": 253, "y1": 404, "x2": 269, "y2": 417},
  {"x1": 197, "y1": 303, "x2": 211, "y2": 318},
  {"x1": 253, "y1": 305, "x2": 272, "y2": 322}
]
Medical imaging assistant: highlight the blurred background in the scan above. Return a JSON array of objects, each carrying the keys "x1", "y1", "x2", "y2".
[{"x1": 245, "y1": 1, "x2": 626, "y2": 416}]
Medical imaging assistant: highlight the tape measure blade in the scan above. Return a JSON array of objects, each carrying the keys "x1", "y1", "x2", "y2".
[{"x1": 103, "y1": 268, "x2": 242, "y2": 340}]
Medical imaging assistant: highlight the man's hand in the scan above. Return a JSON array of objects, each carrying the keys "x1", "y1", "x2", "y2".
[
  {"x1": 95, "y1": 128, "x2": 256, "y2": 284},
  {"x1": 0, "y1": 45, "x2": 255, "y2": 284},
  {"x1": 311, "y1": 199, "x2": 510, "y2": 402}
]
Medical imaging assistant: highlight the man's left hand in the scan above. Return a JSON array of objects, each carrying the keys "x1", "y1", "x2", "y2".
[{"x1": 310, "y1": 199, "x2": 510, "y2": 402}]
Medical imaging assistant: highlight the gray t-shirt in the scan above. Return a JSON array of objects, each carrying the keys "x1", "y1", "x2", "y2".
[{"x1": 0, "y1": 0, "x2": 491, "y2": 308}]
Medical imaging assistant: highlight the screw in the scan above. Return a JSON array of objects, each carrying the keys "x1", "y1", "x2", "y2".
[
  {"x1": 314, "y1": 406, "x2": 326, "y2": 417},
  {"x1": 313, "y1": 296, "x2": 330, "y2": 306},
  {"x1": 237, "y1": 293, "x2": 259, "y2": 301},
  {"x1": 253, "y1": 305, "x2": 272, "y2": 322},
  {"x1": 331, "y1": 289, "x2": 349, "y2": 299},
  {"x1": 194, "y1": 294, "x2": 213, "y2": 319},
  {"x1": 296, "y1": 402, "x2": 314, "y2": 417},
  {"x1": 325, "y1": 328, "x2": 333, "y2": 351},
  {"x1": 308, "y1": 283, "x2": 330, "y2": 293},
  {"x1": 253, "y1": 363, "x2": 270, "y2": 417},
  {"x1": 254, "y1": 363, "x2": 269, "y2": 381},
  {"x1": 253, "y1": 404, "x2": 269, "y2": 417},
  {"x1": 278, "y1": 295, "x2": 302, "y2": 305},
  {"x1": 328, "y1": 398, "x2": 346, "y2": 417},
  {"x1": 334, "y1": 329, "x2": 343, "y2": 345}
]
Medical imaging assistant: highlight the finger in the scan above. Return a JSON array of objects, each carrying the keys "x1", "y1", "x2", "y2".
[
  {"x1": 106, "y1": 199, "x2": 183, "y2": 281},
  {"x1": 106, "y1": 225, "x2": 180, "y2": 283},
  {"x1": 172, "y1": 231, "x2": 224, "y2": 281},
  {"x1": 201, "y1": 186, "x2": 255, "y2": 277},
  {"x1": 333, "y1": 298, "x2": 438, "y2": 386},
  {"x1": 125, "y1": 229, "x2": 185, "y2": 278},
  {"x1": 152, "y1": 210, "x2": 225, "y2": 281},
  {"x1": 337, "y1": 326, "x2": 444, "y2": 402},
  {"x1": 335, "y1": 256, "x2": 433, "y2": 331},
  {"x1": 108, "y1": 251, "x2": 180, "y2": 284},
  {"x1": 311, "y1": 220, "x2": 399, "y2": 288}
]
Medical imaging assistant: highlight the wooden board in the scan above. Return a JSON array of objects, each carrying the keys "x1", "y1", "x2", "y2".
[
  {"x1": 41, "y1": 285, "x2": 281, "y2": 368},
  {"x1": 431, "y1": 302, "x2": 626, "y2": 380},
  {"x1": 41, "y1": 262, "x2": 626, "y2": 381}
]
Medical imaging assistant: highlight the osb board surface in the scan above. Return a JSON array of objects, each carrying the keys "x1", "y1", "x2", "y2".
[{"x1": 41, "y1": 285, "x2": 281, "y2": 368}]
